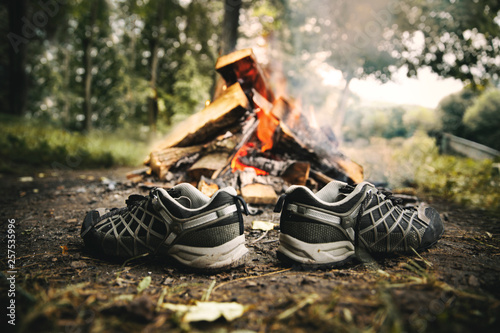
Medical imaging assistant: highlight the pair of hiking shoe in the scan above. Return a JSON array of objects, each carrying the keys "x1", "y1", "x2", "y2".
[{"x1": 81, "y1": 180, "x2": 444, "y2": 271}]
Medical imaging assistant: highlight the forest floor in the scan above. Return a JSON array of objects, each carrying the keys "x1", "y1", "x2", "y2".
[{"x1": 1, "y1": 167, "x2": 500, "y2": 333}]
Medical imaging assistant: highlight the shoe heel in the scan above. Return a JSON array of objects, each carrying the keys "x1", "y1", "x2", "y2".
[
  {"x1": 278, "y1": 233, "x2": 355, "y2": 266},
  {"x1": 167, "y1": 234, "x2": 248, "y2": 270}
]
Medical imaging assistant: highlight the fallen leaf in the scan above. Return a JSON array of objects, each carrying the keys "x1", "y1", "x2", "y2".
[
  {"x1": 137, "y1": 276, "x2": 151, "y2": 293},
  {"x1": 252, "y1": 220, "x2": 275, "y2": 231},
  {"x1": 60, "y1": 245, "x2": 68, "y2": 255},
  {"x1": 19, "y1": 176, "x2": 34, "y2": 182},
  {"x1": 70, "y1": 261, "x2": 87, "y2": 268},
  {"x1": 162, "y1": 301, "x2": 246, "y2": 322}
]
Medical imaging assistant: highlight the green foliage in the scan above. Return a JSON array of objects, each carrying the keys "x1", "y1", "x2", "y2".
[
  {"x1": 0, "y1": 115, "x2": 148, "y2": 172},
  {"x1": 403, "y1": 106, "x2": 441, "y2": 134},
  {"x1": 343, "y1": 104, "x2": 438, "y2": 141},
  {"x1": 463, "y1": 89, "x2": 500, "y2": 151},
  {"x1": 436, "y1": 88, "x2": 480, "y2": 137},
  {"x1": 393, "y1": 0, "x2": 500, "y2": 85},
  {"x1": 394, "y1": 132, "x2": 500, "y2": 213},
  {"x1": 168, "y1": 53, "x2": 212, "y2": 117},
  {"x1": 2, "y1": 0, "x2": 220, "y2": 132}
]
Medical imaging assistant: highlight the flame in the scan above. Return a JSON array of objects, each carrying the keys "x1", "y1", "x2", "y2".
[
  {"x1": 230, "y1": 143, "x2": 268, "y2": 175},
  {"x1": 222, "y1": 84, "x2": 227, "y2": 91},
  {"x1": 256, "y1": 108, "x2": 279, "y2": 152},
  {"x1": 205, "y1": 100, "x2": 211, "y2": 106},
  {"x1": 308, "y1": 105, "x2": 319, "y2": 129}
]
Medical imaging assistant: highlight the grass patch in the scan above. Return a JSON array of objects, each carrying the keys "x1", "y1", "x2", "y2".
[
  {"x1": 395, "y1": 132, "x2": 500, "y2": 213},
  {"x1": 0, "y1": 115, "x2": 149, "y2": 172},
  {"x1": 344, "y1": 132, "x2": 500, "y2": 213}
]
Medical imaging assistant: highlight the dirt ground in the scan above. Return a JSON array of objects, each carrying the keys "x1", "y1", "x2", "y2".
[{"x1": 1, "y1": 167, "x2": 500, "y2": 333}]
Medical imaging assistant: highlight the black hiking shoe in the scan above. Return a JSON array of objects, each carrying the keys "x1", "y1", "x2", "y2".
[
  {"x1": 81, "y1": 183, "x2": 249, "y2": 270},
  {"x1": 274, "y1": 180, "x2": 444, "y2": 267}
]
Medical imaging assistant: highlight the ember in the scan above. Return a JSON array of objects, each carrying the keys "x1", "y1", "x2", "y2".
[
  {"x1": 230, "y1": 143, "x2": 269, "y2": 176},
  {"x1": 142, "y1": 48, "x2": 363, "y2": 200}
]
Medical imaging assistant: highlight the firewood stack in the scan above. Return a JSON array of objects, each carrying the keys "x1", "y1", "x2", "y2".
[{"x1": 137, "y1": 49, "x2": 363, "y2": 204}]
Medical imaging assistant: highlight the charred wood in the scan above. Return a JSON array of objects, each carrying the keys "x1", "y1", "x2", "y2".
[
  {"x1": 216, "y1": 48, "x2": 275, "y2": 102},
  {"x1": 151, "y1": 83, "x2": 250, "y2": 150}
]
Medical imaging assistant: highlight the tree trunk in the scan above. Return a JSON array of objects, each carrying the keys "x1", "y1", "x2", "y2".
[
  {"x1": 62, "y1": 47, "x2": 71, "y2": 127},
  {"x1": 147, "y1": 0, "x2": 165, "y2": 136},
  {"x1": 7, "y1": 0, "x2": 28, "y2": 116},
  {"x1": 333, "y1": 74, "x2": 353, "y2": 144},
  {"x1": 82, "y1": 0, "x2": 99, "y2": 132},
  {"x1": 148, "y1": 37, "x2": 159, "y2": 134},
  {"x1": 127, "y1": 19, "x2": 138, "y2": 117},
  {"x1": 222, "y1": 0, "x2": 242, "y2": 54},
  {"x1": 211, "y1": 0, "x2": 242, "y2": 99}
]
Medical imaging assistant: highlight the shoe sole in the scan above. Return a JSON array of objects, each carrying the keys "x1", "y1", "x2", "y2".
[
  {"x1": 167, "y1": 234, "x2": 249, "y2": 271},
  {"x1": 277, "y1": 233, "x2": 355, "y2": 267}
]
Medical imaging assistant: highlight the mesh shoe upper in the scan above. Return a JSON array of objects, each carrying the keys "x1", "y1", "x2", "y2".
[
  {"x1": 81, "y1": 184, "x2": 247, "y2": 259},
  {"x1": 276, "y1": 180, "x2": 444, "y2": 264},
  {"x1": 357, "y1": 189, "x2": 443, "y2": 253}
]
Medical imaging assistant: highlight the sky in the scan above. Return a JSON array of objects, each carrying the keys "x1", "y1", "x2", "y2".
[{"x1": 321, "y1": 66, "x2": 464, "y2": 109}]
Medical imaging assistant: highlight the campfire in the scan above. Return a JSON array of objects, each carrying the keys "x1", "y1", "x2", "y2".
[{"x1": 136, "y1": 49, "x2": 363, "y2": 204}]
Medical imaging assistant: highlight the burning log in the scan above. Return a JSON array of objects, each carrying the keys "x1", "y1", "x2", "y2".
[
  {"x1": 271, "y1": 97, "x2": 363, "y2": 183},
  {"x1": 282, "y1": 161, "x2": 310, "y2": 186},
  {"x1": 151, "y1": 82, "x2": 250, "y2": 151},
  {"x1": 144, "y1": 48, "x2": 364, "y2": 199},
  {"x1": 149, "y1": 145, "x2": 203, "y2": 179},
  {"x1": 210, "y1": 117, "x2": 260, "y2": 179},
  {"x1": 215, "y1": 48, "x2": 275, "y2": 102},
  {"x1": 188, "y1": 152, "x2": 230, "y2": 181}
]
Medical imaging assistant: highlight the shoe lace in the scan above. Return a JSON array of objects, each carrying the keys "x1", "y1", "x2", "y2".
[
  {"x1": 125, "y1": 188, "x2": 183, "y2": 209},
  {"x1": 125, "y1": 193, "x2": 149, "y2": 208},
  {"x1": 99, "y1": 193, "x2": 149, "y2": 220},
  {"x1": 99, "y1": 188, "x2": 181, "y2": 220},
  {"x1": 379, "y1": 189, "x2": 403, "y2": 205}
]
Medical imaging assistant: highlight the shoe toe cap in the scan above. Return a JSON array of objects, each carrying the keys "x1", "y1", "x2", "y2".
[
  {"x1": 419, "y1": 206, "x2": 444, "y2": 250},
  {"x1": 81, "y1": 208, "x2": 108, "y2": 238}
]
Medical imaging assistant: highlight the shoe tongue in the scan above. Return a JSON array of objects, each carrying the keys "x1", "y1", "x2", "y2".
[
  {"x1": 175, "y1": 196, "x2": 192, "y2": 208},
  {"x1": 155, "y1": 187, "x2": 198, "y2": 209},
  {"x1": 316, "y1": 180, "x2": 348, "y2": 202}
]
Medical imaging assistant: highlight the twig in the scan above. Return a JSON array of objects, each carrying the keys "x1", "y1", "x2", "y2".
[
  {"x1": 202, "y1": 279, "x2": 217, "y2": 301},
  {"x1": 251, "y1": 230, "x2": 269, "y2": 244},
  {"x1": 156, "y1": 287, "x2": 169, "y2": 312},
  {"x1": 410, "y1": 247, "x2": 433, "y2": 267},
  {"x1": 121, "y1": 253, "x2": 149, "y2": 268},
  {"x1": 470, "y1": 237, "x2": 500, "y2": 250},
  {"x1": 212, "y1": 268, "x2": 292, "y2": 292},
  {"x1": 277, "y1": 294, "x2": 319, "y2": 320}
]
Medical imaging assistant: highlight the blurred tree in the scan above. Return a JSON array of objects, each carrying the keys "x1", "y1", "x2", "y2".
[
  {"x1": 77, "y1": 0, "x2": 111, "y2": 132},
  {"x1": 277, "y1": 0, "x2": 399, "y2": 141},
  {"x1": 463, "y1": 89, "x2": 500, "y2": 150},
  {"x1": 343, "y1": 102, "x2": 439, "y2": 140},
  {"x1": 4, "y1": 0, "x2": 69, "y2": 117},
  {"x1": 393, "y1": 0, "x2": 500, "y2": 86},
  {"x1": 5, "y1": 0, "x2": 28, "y2": 116},
  {"x1": 403, "y1": 106, "x2": 440, "y2": 134},
  {"x1": 436, "y1": 88, "x2": 480, "y2": 137},
  {"x1": 127, "y1": 0, "x2": 220, "y2": 133}
]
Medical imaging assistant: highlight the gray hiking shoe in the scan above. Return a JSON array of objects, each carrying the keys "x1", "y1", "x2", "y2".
[
  {"x1": 81, "y1": 183, "x2": 249, "y2": 270},
  {"x1": 275, "y1": 180, "x2": 444, "y2": 267}
]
